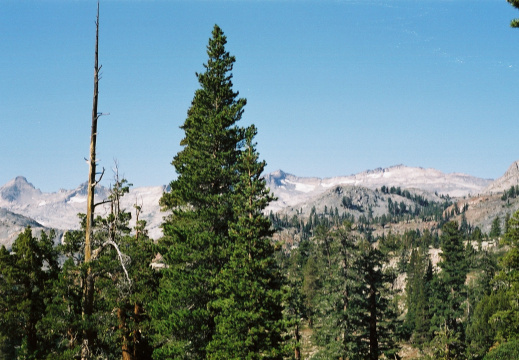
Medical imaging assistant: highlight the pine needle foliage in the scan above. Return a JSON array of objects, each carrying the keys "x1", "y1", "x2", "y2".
[
  {"x1": 207, "y1": 127, "x2": 285, "y2": 360},
  {"x1": 0, "y1": 228, "x2": 59, "y2": 359},
  {"x1": 507, "y1": 0, "x2": 519, "y2": 27},
  {"x1": 153, "y1": 25, "x2": 284, "y2": 359}
]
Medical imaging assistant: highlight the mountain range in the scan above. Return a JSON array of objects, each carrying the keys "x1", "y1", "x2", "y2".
[
  {"x1": 1, "y1": 161, "x2": 518, "y2": 248},
  {"x1": 263, "y1": 164, "x2": 494, "y2": 213},
  {"x1": 0, "y1": 177, "x2": 166, "y2": 248}
]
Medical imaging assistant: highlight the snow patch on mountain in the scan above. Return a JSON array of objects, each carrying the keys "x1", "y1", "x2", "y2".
[
  {"x1": 264, "y1": 165, "x2": 492, "y2": 213},
  {"x1": 3, "y1": 161, "x2": 517, "y2": 245},
  {"x1": 0, "y1": 177, "x2": 166, "y2": 241}
]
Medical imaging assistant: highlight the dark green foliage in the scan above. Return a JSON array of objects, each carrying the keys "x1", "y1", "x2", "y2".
[
  {"x1": 463, "y1": 210, "x2": 519, "y2": 358},
  {"x1": 301, "y1": 248, "x2": 319, "y2": 323},
  {"x1": 507, "y1": 0, "x2": 519, "y2": 28},
  {"x1": 438, "y1": 221, "x2": 468, "y2": 326},
  {"x1": 153, "y1": 25, "x2": 247, "y2": 359},
  {"x1": 153, "y1": 25, "x2": 284, "y2": 359},
  {"x1": 485, "y1": 211, "x2": 519, "y2": 342},
  {"x1": 357, "y1": 240, "x2": 401, "y2": 360},
  {"x1": 465, "y1": 250, "x2": 499, "y2": 358},
  {"x1": 207, "y1": 127, "x2": 285, "y2": 359},
  {"x1": 38, "y1": 230, "x2": 85, "y2": 359},
  {"x1": 500, "y1": 185, "x2": 519, "y2": 201},
  {"x1": 0, "y1": 227, "x2": 59, "y2": 359},
  {"x1": 483, "y1": 339, "x2": 519, "y2": 359},
  {"x1": 94, "y1": 186, "x2": 158, "y2": 360},
  {"x1": 429, "y1": 221, "x2": 468, "y2": 358},
  {"x1": 404, "y1": 248, "x2": 433, "y2": 347},
  {"x1": 309, "y1": 224, "x2": 400, "y2": 360},
  {"x1": 490, "y1": 217, "x2": 501, "y2": 239},
  {"x1": 282, "y1": 246, "x2": 306, "y2": 359},
  {"x1": 311, "y1": 224, "x2": 367, "y2": 360},
  {"x1": 466, "y1": 291, "x2": 510, "y2": 360},
  {"x1": 38, "y1": 176, "x2": 158, "y2": 360}
]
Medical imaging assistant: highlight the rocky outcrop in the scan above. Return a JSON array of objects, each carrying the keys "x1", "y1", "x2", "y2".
[{"x1": 483, "y1": 160, "x2": 519, "y2": 194}]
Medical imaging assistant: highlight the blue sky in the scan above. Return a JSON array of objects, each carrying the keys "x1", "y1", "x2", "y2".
[{"x1": 1, "y1": 0, "x2": 518, "y2": 192}]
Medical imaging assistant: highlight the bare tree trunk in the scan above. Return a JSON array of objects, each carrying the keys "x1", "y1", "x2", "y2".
[
  {"x1": 118, "y1": 308, "x2": 132, "y2": 360},
  {"x1": 369, "y1": 285, "x2": 378, "y2": 360},
  {"x1": 294, "y1": 322, "x2": 301, "y2": 360},
  {"x1": 82, "y1": 3, "x2": 100, "y2": 359},
  {"x1": 133, "y1": 302, "x2": 143, "y2": 359}
]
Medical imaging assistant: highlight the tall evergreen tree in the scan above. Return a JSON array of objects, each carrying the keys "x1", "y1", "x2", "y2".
[
  {"x1": 283, "y1": 245, "x2": 307, "y2": 360},
  {"x1": 152, "y1": 25, "x2": 283, "y2": 359},
  {"x1": 312, "y1": 223, "x2": 366, "y2": 360},
  {"x1": 357, "y1": 239, "x2": 400, "y2": 360},
  {"x1": 405, "y1": 247, "x2": 433, "y2": 347},
  {"x1": 430, "y1": 221, "x2": 468, "y2": 359},
  {"x1": 207, "y1": 126, "x2": 285, "y2": 359}
]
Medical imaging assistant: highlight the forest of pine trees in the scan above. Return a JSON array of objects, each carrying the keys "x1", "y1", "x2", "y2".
[{"x1": 3, "y1": 1, "x2": 519, "y2": 359}]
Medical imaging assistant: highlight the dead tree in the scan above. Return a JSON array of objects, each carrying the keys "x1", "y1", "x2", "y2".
[
  {"x1": 81, "y1": 3, "x2": 101, "y2": 358},
  {"x1": 82, "y1": 4, "x2": 131, "y2": 359}
]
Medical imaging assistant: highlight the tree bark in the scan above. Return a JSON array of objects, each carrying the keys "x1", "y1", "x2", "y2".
[
  {"x1": 82, "y1": 3, "x2": 100, "y2": 360},
  {"x1": 118, "y1": 307, "x2": 132, "y2": 360},
  {"x1": 133, "y1": 302, "x2": 143, "y2": 359},
  {"x1": 369, "y1": 285, "x2": 378, "y2": 360},
  {"x1": 294, "y1": 322, "x2": 301, "y2": 360}
]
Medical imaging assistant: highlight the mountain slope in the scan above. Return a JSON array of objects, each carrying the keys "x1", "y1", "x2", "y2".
[
  {"x1": 265, "y1": 165, "x2": 492, "y2": 213},
  {"x1": 0, "y1": 178, "x2": 166, "y2": 240},
  {"x1": 1, "y1": 162, "x2": 515, "y2": 244},
  {"x1": 483, "y1": 160, "x2": 519, "y2": 194},
  {"x1": 0, "y1": 208, "x2": 56, "y2": 249}
]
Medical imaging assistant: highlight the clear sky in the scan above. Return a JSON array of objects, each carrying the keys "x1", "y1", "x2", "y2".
[{"x1": 1, "y1": 0, "x2": 518, "y2": 192}]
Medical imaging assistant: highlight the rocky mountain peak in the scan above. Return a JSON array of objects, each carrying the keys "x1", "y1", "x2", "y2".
[
  {"x1": 11, "y1": 176, "x2": 35, "y2": 188},
  {"x1": 503, "y1": 160, "x2": 519, "y2": 178},
  {"x1": 483, "y1": 160, "x2": 519, "y2": 194},
  {"x1": 0, "y1": 176, "x2": 40, "y2": 202}
]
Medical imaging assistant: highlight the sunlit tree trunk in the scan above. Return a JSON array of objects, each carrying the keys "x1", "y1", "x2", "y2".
[{"x1": 82, "y1": 2, "x2": 100, "y2": 359}]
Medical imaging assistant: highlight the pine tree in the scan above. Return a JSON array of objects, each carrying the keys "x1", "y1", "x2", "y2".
[
  {"x1": 39, "y1": 175, "x2": 155, "y2": 360},
  {"x1": 429, "y1": 221, "x2": 468, "y2": 358},
  {"x1": 413, "y1": 259, "x2": 433, "y2": 347},
  {"x1": 356, "y1": 239, "x2": 400, "y2": 360},
  {"x1": 207, "y1": 126, "x2": 285, "y2": 359},
  {"x1": 312, "y1": 223, "x2": 366, "y2": 360},
  {"x1": 0, "y1": 228, "x2": 59, "y2": 359},
  {"x1": 152, "y1": 25, "x2": 249, "y2": 359},
  {"x1": 507, "y1": 0, "x2": 519, "y2": 27},
  {"x1": 402, "y1": 238, "x2": 433, "y2": 347},
  {"x1": 39, "y1": 229, "x2": 85, "y2": 359},
  {"x1": 309, "y1": 224, "x2": 400, "y2": 360},
  {"x1": 283, "y1": 245, "x2": 307, "y2": 360},
  {"x1": 489, "y1": 216, "x2": 501, "y2": 239},
  {"x1": 91, "y1": 175, "x2": 158, "y2": 360}
]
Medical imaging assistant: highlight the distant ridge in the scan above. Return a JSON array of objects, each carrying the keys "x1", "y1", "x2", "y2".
[
  {"x1": 0, "y1": 207, "x2": 51, "y2": 249},
  {"x1": 3, "y1": 161, "x2": 519, "y2": 245},
  {"x1": 0, "y1": 178, "x2": 166, "y2": 242},
  {"x1": 264, "y1": 165, "x2": 492, "y2": 212}
]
